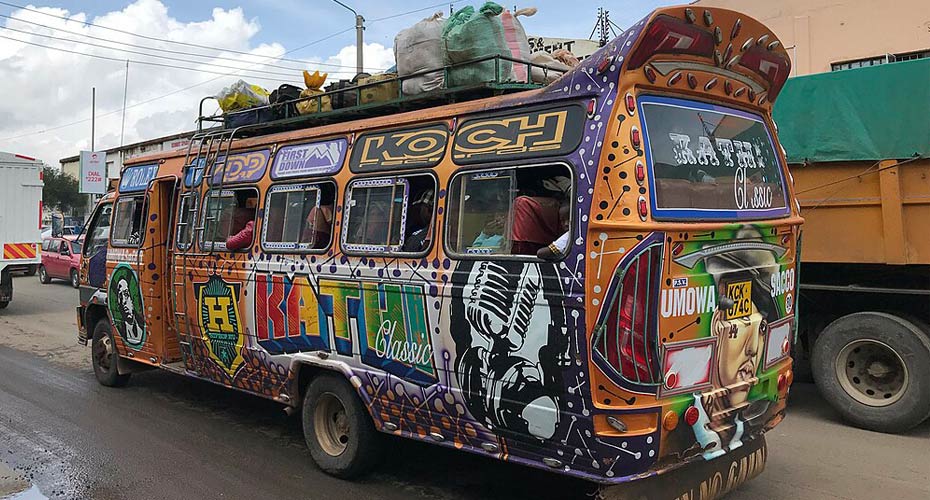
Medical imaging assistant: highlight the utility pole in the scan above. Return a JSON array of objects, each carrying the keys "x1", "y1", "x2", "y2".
[
  {"x1": 120, "y1": 60, "x2": 129, "y2": 181},
  {"x1": 332, "y1": 0, "x2": 364, "y2": 74},
  {"x1": 88, "y1": 87, "x2": 96, "y2": 217}
]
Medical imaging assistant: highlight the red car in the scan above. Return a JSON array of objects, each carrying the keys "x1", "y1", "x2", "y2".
[{"x1": 39, "y1": 236, "x2": 82, "y2": 288}]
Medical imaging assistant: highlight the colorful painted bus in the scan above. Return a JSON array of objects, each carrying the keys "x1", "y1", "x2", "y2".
[{"x1": 76, "y1": 6, "x2": 799, "y2": 497}]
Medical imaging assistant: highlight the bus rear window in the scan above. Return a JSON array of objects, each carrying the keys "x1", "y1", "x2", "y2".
[{"x1": 639, "y1": 96, "x2": 788, "y2": 220}]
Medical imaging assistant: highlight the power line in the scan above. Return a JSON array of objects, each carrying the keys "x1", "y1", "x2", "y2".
[
  {"x1": 0, "y1": 32, "x2": 302, "y2": 83},
  {"x1": 0, "y1": 0, "x2": 364, "y2": 69},
  {"x1": 0, "y1": 24, "x2": 308, "y2": 79},
  {"x1": 0, "y1": 26, "x2": 356, "y2": 143},
  {"x1": 0, "y1": 12, "x2": 371, "y2": 72},
  {"x1": 368, "y1": 1, "x2": 465, "y2": 24}
]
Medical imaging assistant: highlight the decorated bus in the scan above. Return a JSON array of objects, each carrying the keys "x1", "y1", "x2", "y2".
[{"x1": 77, "y1": 5, "x2": 799, "y2": 498}]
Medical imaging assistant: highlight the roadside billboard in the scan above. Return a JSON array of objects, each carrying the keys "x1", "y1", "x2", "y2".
[{"x1": 79, "y1": 151, "x2": 106, "y2": 194}]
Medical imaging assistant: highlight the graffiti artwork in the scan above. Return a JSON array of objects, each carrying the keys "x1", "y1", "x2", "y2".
[
  {"x1": 118, "y1": 163, "x2": 159, "y2": 192},
  {"x1": 452, "y1": 105, "x2": 586, "y2": 164},
  {"x1": 350, "y1": 124, "x2": 448, "y2": 172},
  {"x1": 271, "y1": 138, "x2": 347, "y2": 179},
  {"x1": 450, "y1": 260, "x2": 570, "y2": 441},
  {"x1": 254, "y1": 272, "x2": 438, "y2": 386},
  {"x1": 107, "y1": 263, "x2": 146, "y2": 350},
  {"x1": 195, "y1": 275, "x2": 246, "y2": 378},
  {"x1": 209, "y1": 149, "x2": 271, "y2": 185}
]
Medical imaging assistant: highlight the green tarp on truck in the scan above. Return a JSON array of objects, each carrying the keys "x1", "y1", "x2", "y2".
[{"x1": 773, "y1": 57, "x2": 930, "y2": 164}]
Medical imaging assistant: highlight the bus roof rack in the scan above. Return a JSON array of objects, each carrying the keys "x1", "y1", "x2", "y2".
[{"x1": 197, "y1": 54, "x2": 565, "y2": 138}]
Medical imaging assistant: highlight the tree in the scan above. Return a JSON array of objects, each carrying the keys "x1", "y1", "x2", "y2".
[{"x1": 42, "y1": 166, "x2": 84, "y2": 215}]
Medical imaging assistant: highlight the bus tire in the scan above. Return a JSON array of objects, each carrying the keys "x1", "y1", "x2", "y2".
[
  {"x1": 302, "y1": 373, "x2": 381, "y2": 478},
  {"x1": 38, "y1": 265, "x2": 51, "y2": 284},
  {"x1": 812, "y1": 312, "x2": 930, "y2": 433},
  {"x1": 0, "y1": 300, "x2": 7, "y2": 310},
  {"x1": 91, "y1": 320, "x2": 131, "y2": 388}
]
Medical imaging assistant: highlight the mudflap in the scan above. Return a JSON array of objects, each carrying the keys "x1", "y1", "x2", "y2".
[{"x1": 597, "y1": 436, "x2": 767, "y2": 500}]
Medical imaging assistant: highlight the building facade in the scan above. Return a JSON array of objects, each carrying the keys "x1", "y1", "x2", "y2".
[
  {"x1": 693, "y1": 0, "x2": 930, "y2": 75},
  {"x1": 60, "y1": 132, "x2": 193, "y2": 180}
]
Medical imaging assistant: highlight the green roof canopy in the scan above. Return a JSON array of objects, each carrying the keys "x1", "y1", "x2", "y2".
[{"x1": 773, "y1": 58, "x2": 930, "y2": 164}]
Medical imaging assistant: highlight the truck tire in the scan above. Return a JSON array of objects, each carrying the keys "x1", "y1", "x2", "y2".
[
  {"x1": 812, "y1": 312, "x2": 930, "y2": 433},
  {"x1": 0, "y1": 301, "x2": 7, "y2": 310},
  {"x1": 24, "y1": 265, "x2": 37, "y2": 277},
  {"x1": 91, "y1": 320, "x2": 131, "y2": 387},
  {"x1": 302, "y1": 373, "x2": 382, "y2": 478}
]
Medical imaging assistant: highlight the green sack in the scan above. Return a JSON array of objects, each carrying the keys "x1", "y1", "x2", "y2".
[{"x1": 442, "y1": 2, "x2": 512, "y2": 87}]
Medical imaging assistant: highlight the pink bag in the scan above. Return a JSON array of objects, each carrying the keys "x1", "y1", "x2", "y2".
[{"x1": 500, "y1": 8, "x2": 535, "y2": 82}]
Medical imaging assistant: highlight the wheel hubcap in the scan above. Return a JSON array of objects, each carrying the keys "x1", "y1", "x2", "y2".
[
  {"x1": 94, "y1": 335, "x2": 113, "y2": 371},
  {"x1": 314, "y1": 393, "x2": 350, "y2": 457},
  {"x1": 835, "y1": 339, "x2": 908, "y2": 407}
]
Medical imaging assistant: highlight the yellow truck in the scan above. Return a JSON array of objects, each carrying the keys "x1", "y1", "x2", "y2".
[{"x1": 774, "y1": 58, "x2": 930, "y2": 433}]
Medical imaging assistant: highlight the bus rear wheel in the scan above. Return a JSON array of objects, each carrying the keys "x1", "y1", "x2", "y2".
[
  {"x1": 302, "y1": 373, "x2": 381, "y2": 478},
  {"x1": 812, "y1": 312, "x2": 930, "y2": 433},
  {"x1": 91, "y1": 320, "x2": 131, "y2": 387}
]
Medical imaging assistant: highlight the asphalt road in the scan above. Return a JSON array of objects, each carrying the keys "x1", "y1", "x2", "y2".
[{"x1": 1, "y1": 275, "x2": 928, "y2": 500}]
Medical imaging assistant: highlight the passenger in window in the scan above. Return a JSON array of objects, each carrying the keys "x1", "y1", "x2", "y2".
[
  {"x1": 302, "y1": 188, "x2": 335, "y2": 249},
  {"x1": 225, "y1": 191, "x2": 257, "y2": 250},
  {"x1": 402, "y1": 189, "x2": 434, "y2": 252},
  {"x1": 537, "y1": 203, "x2": 571, "y2": 260},
  {"x1": 511, "y1": 175, "x2": 570, "y2": 256},
  {"x1": 469, "y1": 187, "x2": 510, "y2": 251}
]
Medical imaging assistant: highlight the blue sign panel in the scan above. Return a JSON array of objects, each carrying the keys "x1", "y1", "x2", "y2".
[
  {"x1": 119, "y1": 164, "x2": 159, "y2": 193},
  {"x1": 271, "y1": 138, "x2": 347, "y2": 180}
]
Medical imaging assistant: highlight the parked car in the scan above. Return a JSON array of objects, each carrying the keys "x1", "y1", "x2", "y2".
[{"x1": 39, "y1": 236, "x2": 82, "y2": 288}]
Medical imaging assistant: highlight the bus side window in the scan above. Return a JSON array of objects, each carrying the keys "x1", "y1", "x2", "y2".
[
  {"x1": 111, "y1": 196, "x2": 146, "y2": 247},
  {"x1": 201, "y1": 188, "x2": 259, "y2": 252},
  {"x1": 176, "y1": 193, "x2": 198, "y2": 250},
  {"x1": 446, "y1": 164, "x2": 572, "y2": 258},
  {"x1": 342, "y1": 174, "x2": 435, "y2": 254},
  {"x1": 263, "y1": 181, "x2": 336, "y2": 252}
]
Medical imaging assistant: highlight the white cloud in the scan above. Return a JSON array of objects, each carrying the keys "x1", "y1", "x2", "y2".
[{"x1": 0, "y1": 0, "x2": 392, "y2": 168}]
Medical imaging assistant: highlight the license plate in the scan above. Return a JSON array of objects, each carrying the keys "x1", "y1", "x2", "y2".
[
  {"x1": 598, "y1": 436, "x2": 767, "y2": 500},
  {"x1": 725, "y1": 280, "x2": 752, "y2": 320}
]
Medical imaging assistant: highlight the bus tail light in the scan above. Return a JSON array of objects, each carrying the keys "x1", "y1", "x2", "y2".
[
  {"x1": 631, "y1": 127, "x2": 641, "y2": 149},
  {"x1": 594, "y1": 242, "x2": 662, "y2": 385},
  {"x1": 684, "y1": 406, "x2": 700, "y2": 426},
  {"x1": 738, "y1": 45, "x2": 790, "y2": 100},
  {"x1": 637, "y1": 196, "x2": 648, "y2": 221},
  {"x1": 635, "y1": 161, "x2": 645, "y2": 185},
  {"x1": 628, "y1": 15, "x2": 715, "y2": 70}
]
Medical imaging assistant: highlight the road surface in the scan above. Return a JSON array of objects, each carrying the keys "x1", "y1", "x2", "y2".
[{"x1": 1, "y1": 275, "x2": 927, "y2": 499}]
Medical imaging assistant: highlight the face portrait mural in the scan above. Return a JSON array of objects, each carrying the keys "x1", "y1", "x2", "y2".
[
  {"x1": 450, "y1": 260, "x2": 570, "y2": 442},
  {"x1": 690, "y1": 227, "x2": 780, "y2": 459},
  {"x1": 107, "y1": 264, "x2": 146, "y2": 349}
]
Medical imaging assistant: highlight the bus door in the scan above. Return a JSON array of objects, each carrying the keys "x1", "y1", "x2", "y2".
[{"x1": 140, "y1": 175, "x2": 181, "y2": 364}]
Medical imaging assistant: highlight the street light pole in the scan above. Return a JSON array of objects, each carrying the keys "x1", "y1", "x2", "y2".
[{"x1": 331, "y1": 0, "x2": 364, "y2": 75}]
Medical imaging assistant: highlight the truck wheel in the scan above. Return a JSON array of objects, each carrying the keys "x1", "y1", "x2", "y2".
[
  {"x1": 91, "y1": 320, "x2": 131, "y2": 387},
  {"x1": 70, "y1": 269, "x2": 80, "y2": 289},
  {"x1": 38, "y1": 265, "x2": 51, "y2": 284},
  {"x1": 24, "y1": 265, "x2": 37, "y2": 277},
  {"x1": 812, "y1": 312, "x2": 930, "y2": 433},
  {"x1": 302, "y1": 373, "x2": 381, "y2": 478},
  {"x1": 0, "y1": 301, "x2": 7, "y2": 310}
]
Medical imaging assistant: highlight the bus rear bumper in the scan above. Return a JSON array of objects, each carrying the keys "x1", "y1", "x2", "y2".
[{"x1": 597, "y1": 435, "x2": 767, "y2": 500}]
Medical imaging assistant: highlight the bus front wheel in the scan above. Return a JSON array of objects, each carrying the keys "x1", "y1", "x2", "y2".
[
  {"x1": 91, "y1": 320, "x2": 131, "y2": 387},
  {"x1": 812, "y1": 312, "x2": 930, "y2": 433},
  {"x1": 302, "y1": 373, "x2": 381, "y2": 478}
]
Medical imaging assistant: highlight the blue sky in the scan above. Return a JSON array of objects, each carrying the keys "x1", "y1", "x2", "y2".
[{"x1": 24, "y1": 0, "x2": 681, "y2": 60}]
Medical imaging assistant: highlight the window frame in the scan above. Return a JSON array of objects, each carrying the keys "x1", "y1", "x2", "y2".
[
  {"x1": 199, "y1": 186, "x2": 260, "y2": 253},
  {"x1": 174, "y1": 191, "x2": 200, "y2": 251},
  {"x1": 444, "y1": 161, "x2": 575, "y2": 262},
  {"x1": 82, "y1": 202, "x2": 114, "y2": 258},
  {"x1": 637, "y1": 94, "x2": 791, "y2": 221},
  {"x1": 109, "y1": 195, "x2": 148, "y2": 248},
  {"x1": 340, "y1": 172, "x2": 438, "y2": 257},
  {"x1": 261, "y1": 180, "x2": 338, "y2": 254}
]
